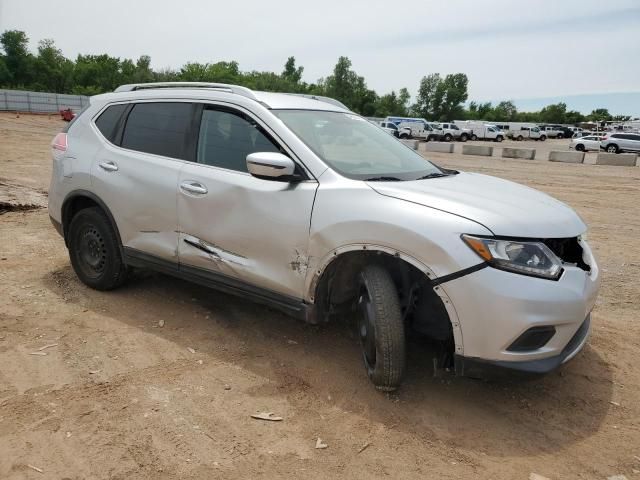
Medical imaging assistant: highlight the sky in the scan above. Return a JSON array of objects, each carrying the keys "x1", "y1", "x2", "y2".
[{"x1": 1, "y1": 0, "x2": 639, "y2": 114}]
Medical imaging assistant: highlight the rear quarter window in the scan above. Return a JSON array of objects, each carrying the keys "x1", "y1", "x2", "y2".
[{"x1": 95, "y1": 103, "x2": 128, "y2": 143}]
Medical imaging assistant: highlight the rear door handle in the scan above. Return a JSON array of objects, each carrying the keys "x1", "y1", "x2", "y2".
[
  {"x1": 180, "y1": 181, "x2": 208, "y2": 195},
  {"x1": 99, "y1": 161, "x2": 118, "y2": 172}
]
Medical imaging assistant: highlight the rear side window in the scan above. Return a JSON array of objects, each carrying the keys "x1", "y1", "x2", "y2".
[
  {"x1": 95, "y1": 104, "x2": 128, "y2": 143},
  {"x1": 121, "y1": 102, "x2": 192, "y2": 160},
  {"x1": 196, "y1": 108, "x2": 281, "y2": 172}
]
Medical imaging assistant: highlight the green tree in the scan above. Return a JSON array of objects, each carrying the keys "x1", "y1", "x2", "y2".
[
  {"x1": 490, "y1": 100, "x2": 518, "y2": 121},
  {"x1": 282, "y1": 56, "x2": 303, "y2": 84},
  {"x1": 412, "y1": 73, "x2": 443, "y2": 119},
  {"x1": 539, "y1": 102, "x2": 567, "y2": 124},
  {"x1": 439, "y1": 73, "x2": 468, "y2": 120},
  {"x1": 587, "y1": 108, "x2": 612, "y2": 121},
  {"x1": 35, "y1": 39, "x2": 73, "y2": 92},
  {"x1": 0, "y1": 30, "x2": 34, "y2": 86}
]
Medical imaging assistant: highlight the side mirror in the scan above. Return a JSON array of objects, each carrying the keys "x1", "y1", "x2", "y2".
[{"x1": 246, "y1": 152, "x2": 295, "y2": 180}]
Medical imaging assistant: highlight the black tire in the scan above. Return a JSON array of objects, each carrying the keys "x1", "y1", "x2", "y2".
[
  {"x1": 606, "y1": 144, "x2": 619, "y2": 154},
  {"x1": 356, "y1": 265, "x2": 406, "y2": 391},
  {"x1": 517, "y1": 135, "x2": 524, "y2": 141},
  {"x1": 575, "y1": 144, "x2": 585, "y2": 152},
  {"x1": 460, "y1": 133, "x2": 468, "y2": 142},
  {"x1": 557, "y1": 134, "x2": 564, "y2": 139},
  {"x1": 471, "y1": 134, "x2": 478, "y2": 141},
  {"x1": 444, "y1": 134, "x2": 453, "y2": 142},
  {"x1": 540, "y1": 135, "x2": 547, "y2": 142},
  {"x1": 68, "y1": 207, "x2": 128, "y2": 290},
  {"x1": 399, "y1": 133, "x2": 409, "y2": 139},
  {"x1": 495, "y1": 135, "x2": 504, "y2": 143}
]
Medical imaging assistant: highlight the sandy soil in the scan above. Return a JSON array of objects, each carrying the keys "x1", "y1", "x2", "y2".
[{"x1": 0, "y1": 112, "x2": 639, "y2": 479}]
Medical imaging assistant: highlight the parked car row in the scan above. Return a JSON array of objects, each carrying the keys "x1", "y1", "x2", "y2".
[{"x1": 570, "y1": 132, "x2": 640, "y2": 153}]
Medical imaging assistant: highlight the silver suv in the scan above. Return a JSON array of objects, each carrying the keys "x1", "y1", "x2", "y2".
[
  {"x1": 600, "y1": 132, "x2": 640, "y2": 154},
  {"x1": 49, "y1": 82, "x2": 600, "y2": 390}
]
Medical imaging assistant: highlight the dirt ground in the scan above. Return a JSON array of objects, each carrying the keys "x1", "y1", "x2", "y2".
[{"x1": 0, "y1": 112, "x2": 639, "y2": 480}]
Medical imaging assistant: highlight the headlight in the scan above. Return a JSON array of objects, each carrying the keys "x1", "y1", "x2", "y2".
[{"x1": 461, "y1": 235, "x2": 563, "y2": 280}]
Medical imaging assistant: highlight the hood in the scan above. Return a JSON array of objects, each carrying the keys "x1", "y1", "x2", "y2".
[{"x1": 368, "y1": 172, "x2": 586, "y2": 238}]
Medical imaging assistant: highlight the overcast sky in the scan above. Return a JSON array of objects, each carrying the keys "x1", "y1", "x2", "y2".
[{"x1": 1, "y1": 0, "x2": 639, "y2": 104}]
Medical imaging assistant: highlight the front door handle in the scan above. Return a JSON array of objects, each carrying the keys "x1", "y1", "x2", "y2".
[
  {"x1": 180, "y1": 181, "x2": 208, "y2": 195},
  {"x1": 99, "y1": 161, "x2": 118, "y2": 172}
]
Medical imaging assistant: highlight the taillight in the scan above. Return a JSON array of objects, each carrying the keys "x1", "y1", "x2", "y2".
[{"x1": 52, "y1": 133, "x2": 68, "y2": 152}]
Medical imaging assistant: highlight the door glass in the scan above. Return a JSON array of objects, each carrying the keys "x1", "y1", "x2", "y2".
[
  {"x1": 197, "y1": 109, "x2": 280, "y2": 172},
  {"x1": 95, "y1": 103, "x2": 128, "y2": 144},
  {"x1": 121, "y1": 102, "x2": 192, "y2": 160}
]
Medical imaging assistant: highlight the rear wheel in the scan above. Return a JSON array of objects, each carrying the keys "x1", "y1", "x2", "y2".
[
  {"x1": 68, "y1": 207, "x2": 128, "y2": 290},
  {"x1": 356, "y1": 265, "x2": 406, "y2": 391},
  {"x1": 557, "y1": 133, "x2": 564, "y2": 139},
  {"x1": 471, "y1": 134, "x2": 478, "y2": 141},
  {"x1": 517, "y1": 135, "x2": 524, "y2": 141},
  {"x1": 444, "y1": 134, "x2": 453, "y2": 142},
  {"x1": 460, "y1": 133, "x2": 468, "y2": 142},
  {"x1": 606, "y1": 144, "x2": 619, "y2": 153}
]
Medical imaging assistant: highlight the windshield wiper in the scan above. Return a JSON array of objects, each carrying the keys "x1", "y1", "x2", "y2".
[
  {"x1": 364, "y1": 176, "x2": 404, "y2": 182},
  {"x1": 414, "y1": 172, "x2": 451, "y2": 180}
]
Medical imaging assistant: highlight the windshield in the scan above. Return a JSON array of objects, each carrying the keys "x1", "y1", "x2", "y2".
[{"x1": 273, "y1": 110, "x2": 444, "y2": 181}]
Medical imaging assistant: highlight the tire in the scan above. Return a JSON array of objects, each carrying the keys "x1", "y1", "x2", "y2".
[
  {"x1": 575, "y1": 144, "x2": 585, "y2": 152},
  {"x1": 356, "y1": 265, "x2": 406, "y2": 391},
  {"x1": 444, "y1": 134, "x2": 453, "y2": 142},
  {"x1": 399, "y1": 133, "x2": 409, "y2": 139},
  {"x1": 557, "y1": 134, "x2": 564, "y2": 139},
  {"x1": 471, "y1": 134, "x2": 478, "y2": 141},
  {"x1": 495, "y1": 135, "x2": 503, "y2": 143},
  {"x1": 540, "y1": 135, "x2": 547, "y2": 142},
  {"x1": 517, "y1": 135, "x2": 524, "y2": 141},
  {"x1": 68, "y1": 207, "x2": 128, "y2": 290},
  {"x1": 460, "y1": 133, "x2": 468, "y2": 142},
  {"x1": 606, "y1": 144, "x2": 619, "y2": 154}
]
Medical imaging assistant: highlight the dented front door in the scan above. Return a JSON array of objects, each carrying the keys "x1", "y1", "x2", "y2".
[{"x1": 177, "y1": 163, "x2": 318, "y2": 299}]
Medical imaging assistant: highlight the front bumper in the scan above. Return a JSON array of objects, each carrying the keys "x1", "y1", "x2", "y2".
[
  {"x1": 441, "y1": 240, "x2": 599, "y2": 375},
  {"x1": 455, "y1": 314, "x2": 591, "y2": 378}
]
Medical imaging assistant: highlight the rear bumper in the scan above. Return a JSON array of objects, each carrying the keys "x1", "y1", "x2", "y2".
[
  {"x1": 49, "y1": 215, "x2": 64, "y2": 238},
  {"x1": 454, "y1": 314, "x2": 591, "y2": 378}
]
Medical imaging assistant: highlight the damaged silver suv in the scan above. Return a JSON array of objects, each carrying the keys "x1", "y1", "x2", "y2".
[{"x1": 49, "y1": 82, "x2": 600, "y2": 390}]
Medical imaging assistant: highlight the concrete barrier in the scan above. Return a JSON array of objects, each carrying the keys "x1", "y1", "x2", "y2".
[
  {"x1": 400, "y1": 139, "x2": 419, "y2": 150},
  {"x1": 419, "y1": 142, "x2": 454, "y2": 153},
  {"x1": 462, "y1": 144, "x2": 493, "y2": 157},
  {"x1": 502, "y1": 147, "x2": 536, "y2": 160},
  {"x1": 595, "y1": 153, "x2": 638, "y2": 166},
  {"x1": 548, "y1": 151, "x2": 585, "y2": 164}
]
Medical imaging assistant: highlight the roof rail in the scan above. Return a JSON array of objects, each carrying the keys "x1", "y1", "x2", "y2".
[
  {"x1": 113, "y1": 82, "x2": 259, "y2": 101},
  {"x1": 287, "y1": 93, "x2": 349, "y2": 110}
]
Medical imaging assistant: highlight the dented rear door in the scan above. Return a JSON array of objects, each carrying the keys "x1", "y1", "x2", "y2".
[{"x1": 176, "y1": 105, "x2": 318, "y2": 299}]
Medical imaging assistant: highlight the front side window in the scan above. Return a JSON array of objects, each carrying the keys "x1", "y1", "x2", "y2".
[
  {"x1": 121, "y1": 102, "x2": 192, "y2": 160},
  {"x1": 197, "y1": 108, "x2": 281, "y2": 172},
  {"x1": 273, "y1": 110, "x2": 444, "y2": 181}
]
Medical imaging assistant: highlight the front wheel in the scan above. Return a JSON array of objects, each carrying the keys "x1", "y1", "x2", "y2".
[
  {"x1": 540, "y1": 135, "x2": 547, "y2": 142},
  {"x1": 356, "y1": 265, "x2": 406, "y2": 391},
  {"x1": 517, "y1": 135, "x2": 524, "y2": 141},
  {"x1": 575, "y1": 144, "x2": 585, "y2": 152},
  {"x1": 399, "y1": 133, "x2": 409, "y2": 139},
  {"x1": 68, "y1": 207, "x2": 128, "y2": 290},
  {"x1": 495, "y1": 135, "x2": 504, "y2": 143}
]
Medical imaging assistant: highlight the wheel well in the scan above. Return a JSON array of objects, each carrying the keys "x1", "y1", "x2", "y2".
[
  {"x1": 61, "y1": 193, "x2": 122, "y2": 252},
  {"x1": 313, "y1": 251, "x2": 454, "y2": 363}
]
